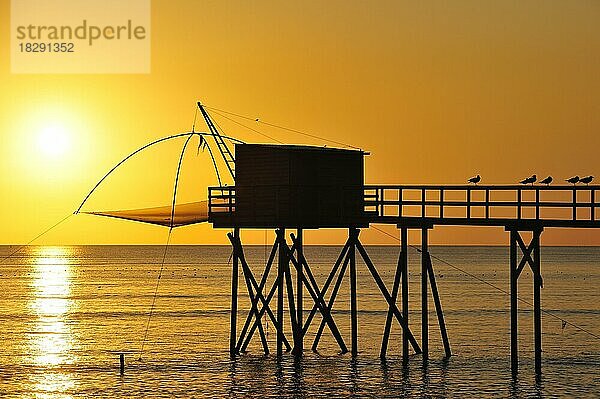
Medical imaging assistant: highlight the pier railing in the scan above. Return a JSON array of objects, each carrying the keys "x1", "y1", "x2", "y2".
[
  {"x1": 209, "y1": 185, "x2": 600, "y2": 228},
  {"x1": 208, "y1": 186, "x2": 236, "y2": 215},
  {"x1": 364, "y1": 185, "x2": 600, "y2": 227}
]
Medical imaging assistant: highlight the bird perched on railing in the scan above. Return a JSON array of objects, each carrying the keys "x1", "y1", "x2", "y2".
[
  {"x1": 566, "y1": 176, "x2": 580, "y2": 185},
  {"x1": 580, "y1": 175, "x2": 594, "y2": 185},
  {"x1": 539, "y1": 176, "x2": 553, "y2": 186},
  {"x1": 468, "y1": 175, "x2": 481, "y2": 185},
  {"x1": 520, "y1": 175, "x2": 537, "y2": 185}
]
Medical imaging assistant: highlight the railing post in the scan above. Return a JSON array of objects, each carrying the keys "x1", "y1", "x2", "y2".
[
  {"x1": 421, "y1": 188, "x2": 426, "y2": 218},
  {"x1": 591, "y1": 189, "x2": 595, "y2": 221},
  {"x1": 535, "y1": 188, "x2": 540, "y2": 220},
  {"x1": 399, "y1": 188, "x2": 403, "y2": 218},
  {"x1": 466, "y1": 188, "x2": 471, "y2": 219},
  {"x1": 485, "y1": 188, "x2": 490, "y2": 219},
  {"x1": 440, "y1": 188, "x2": 444, "y2": 218},
  {"x1": 572, "y1": 187, "x2": 577, "y2": 221},
  {"x1": 517, "y1": 189, "x2": 522, "y2": 219}
]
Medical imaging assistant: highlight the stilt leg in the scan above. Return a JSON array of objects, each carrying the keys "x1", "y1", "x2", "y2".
[
  {"x1": 230, "y1": 228, "x2": 239, "y2": 355},
  {"x1": 533, "y1": 229, "x2": 542, "y2": 375},
  {"x1": 355, "y1": 239, "x2": 421, "y2": 353},
  {"x1": 400, "y1": 228, "x2": 409, "y2": 361},
  {"x1": 277, "y1": 229, "x2": 285, "y2": 357},
  {"x1": 510, "y1": 229, "x2": 518, "y2": 374},
  {"x1": 349, "y1": 228, "x2": 359, "y2": 356},
  {"x1": 300, "y1": 238, "x2": 350, "y2": 336},
  {"x1": 295, "y1": 229, "x2": 304, "y2": 356},
  {"x1": 421, "y1": 228, "x2": 429, "y2": 362},
  {"x1": 380, "y1": 232, "x2": 405, "y2": 359},
  {"x1": 312, "y1": 253, "x2": 350, "y2": 350},
  {"x1": 282, "y1": 242, "x2": 348, "y2": 353},
  {"x1": 425, "y1": 253, "x2": 451, "y2": 358}
]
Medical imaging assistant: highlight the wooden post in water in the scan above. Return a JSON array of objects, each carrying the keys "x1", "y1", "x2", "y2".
[
  {"x1": 509, "y1": 229, "x2": 518, "y2": 374},
  {"x1": 400, "y1": 227, "x2": 409, "y2": 362},
  {"x1": 119, "y1": 353, "x2": 125, "y2": 375},
  {"x1": 349, "y1": 228, "x2": 359, "y2": 357},
  {"x1": 533, "y1": 229, "x2": 542, "y2": 375},
  {"x1": 277, "y1": 228, "x2": 285, "y2": 357},
  {"x1": 421, "y1": 227, "x2": 429, "y2": 362},
  {"x1": 230, "y1": 227, "x2": 240, "y2": 355},
  {"x1": 295, "y1": 229, "x2": 303, "y2": 356}
]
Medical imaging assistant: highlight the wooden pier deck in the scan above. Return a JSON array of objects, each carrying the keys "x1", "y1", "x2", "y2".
[{"x1": 208, "y1": 184, "x2": 600, "y2": 375}]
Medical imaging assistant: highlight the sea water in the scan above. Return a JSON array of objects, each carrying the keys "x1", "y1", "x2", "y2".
[{"x1": 0, "y1": 245, "x2": 598, "y2": 398}]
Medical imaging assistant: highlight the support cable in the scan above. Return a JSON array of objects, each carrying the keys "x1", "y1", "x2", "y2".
[
  {"x1": 205, "y1": 105, "x2": 360, "y2": 149},
  {"x1": 208, "y1": 108, "x2": 284, "y2": 144},
  {"x1": 139, "y1": 228, "x2": 173, "y2": 360},
  {"x1": 0, "y1": 213, "x2": 73, "y2": 264},
  {"x1": 139, "y1": 133, "x2": 194, "y2": 359},
  {"x1": 370, "y1": 224, "x2": 600, "y2": 341}
]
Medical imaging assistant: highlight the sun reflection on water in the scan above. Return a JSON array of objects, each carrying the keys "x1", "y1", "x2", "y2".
[{"x1": 28, "y1": 246, "x2": 76, "y2": 398}]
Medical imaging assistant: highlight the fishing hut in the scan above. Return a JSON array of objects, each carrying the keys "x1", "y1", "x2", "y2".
[
  {"x1": 208, "y1": 142, "x2": 428, "y2": 360},
  {"x1": 78, "y1": 102, "x2": 600, "y2": 376}
]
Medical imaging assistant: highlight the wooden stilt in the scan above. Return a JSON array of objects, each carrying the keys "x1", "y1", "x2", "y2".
[
  {"x1": 239, "y1": 277, "x2": 279, "y2": 353},
  {"x1": 228, "y1": 232, "x2": 291, "y2": 353},
  {"x1": 277, "y1": 229, "x2": 285, "y2": 357},
  {"x1": 281, "y1": 241, "x2": 349, "y2": 353},
  {"x1": 239, "y1": 252, "x2": 269, "y2": 353},
  {"x1": 349, "y1": 228, "x2": 359, "y2": 356},
  {"x1": 230, "y1": 228, "x2": 239, "y2": 355},
  {"x1": 295, "y1": 229, "x2": 304, "y2": 355},
  {"x1": 421, "y1": 227, "x2": 429, "y2": 361},
  {"x1": 227, "y1": 231, "x2": 269, "y2": 353},
  {"x1": 400, "y1": 228, "x2": 409, "y2": 361},
  {"x1": 533, "y1": 229, "x2": 542, "y2": 375},
  {"x1": 380, "y1": 233, "x2": 404, "y2": 359},
  {"x1": 284, "y1": 245, "x2": 297, "y2": 353},
  {"x1": 510, "y1": 229, "x2": 518, "y2": 374},
  {"x1": 354, "y1": 239, "x2": 421, "y2": 353},
  {"x1": 425, "y1": 252, "x2": 451, "y2": 358},
  {"x1": 234, "y1": 238, "x2": 278, "y2": 352},
  {"x1": 312, "y1": 252, "x2": 350, "y2": 350},
  {"x1": 299, "y1": 237, "x2": 350, "y2": 336}
]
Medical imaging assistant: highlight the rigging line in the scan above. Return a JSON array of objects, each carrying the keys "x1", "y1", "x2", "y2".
[
  {"x1": 203, "y1": 135, "x2": 223, "y2": 187},
  {"x1": 208, "y1": 109, "x2": 284, "y2": 144},
  {"x1": 0, "y1": 213, "x2": 73, "y2": 264},
  {"x1": 139, "y1": 228, "x2": 173, "y2": 360},
  {"x1": 170, "y1": 134, "x2": 195, "y2": 227},
  {"x1": 204, "y1": 105, "x2": 360, "y2": 150},
  {"x1": 192, "y1": 104, "x2": 199, "y2": 133},
  {"x1": 75, "y1": 132, "x2": 244, "y2": 214},
  {"x1": 370, "y1": 224, "x2": 600, "y2": 341}
]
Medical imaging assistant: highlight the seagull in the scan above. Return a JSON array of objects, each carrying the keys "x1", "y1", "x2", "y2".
[
  {"x1": 468, "y1": 175, "x2": 481, "y2": 185},
  {"x1": 580, "y1": 175, "x2": 594, "y2": 185},
  {"x1": 539, "y1": 176, "x2": 553, "y2": 186},
  {"x1": 566, "y1": 176, "x2": 580, "y2": 185},
  {"x1": 519, "y1": 174, "x2": 537, "y2": 185}
]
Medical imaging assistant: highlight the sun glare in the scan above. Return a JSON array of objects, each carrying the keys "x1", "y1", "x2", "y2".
[{"x1": 37, "y1": 124, "x2": 71, "y2": 157}]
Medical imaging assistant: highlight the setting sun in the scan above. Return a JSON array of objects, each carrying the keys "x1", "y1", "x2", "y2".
[{"x1": 37, "y1": 124, "x2": 71, "y2": 157}]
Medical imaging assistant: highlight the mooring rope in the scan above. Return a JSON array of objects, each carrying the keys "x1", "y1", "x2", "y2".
[
  {"x1": 138, "y1": 228, "x2": 173, "y2": 360},
  {"x1": 204, "y1": 104, "x2": 361, "y2": 149},
  {"x1": 0, "y1": 213, "x2": 73, "y2": 264},
  {"x1": 208, "y1": 108, "x2": 284, "y2": 144},
  {"x1": 370, "y1": 224, "x2": 600, "y2": 341}
]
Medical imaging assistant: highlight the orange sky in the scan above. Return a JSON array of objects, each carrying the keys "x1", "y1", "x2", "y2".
[{"x1": 1, "y1": 0, "x2": 599, "y2": 245}]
